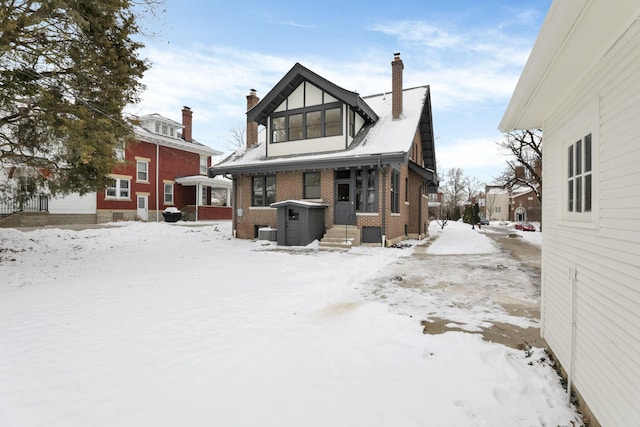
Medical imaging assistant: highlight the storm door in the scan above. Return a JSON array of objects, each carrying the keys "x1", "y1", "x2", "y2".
[
  {"x1": 137, "y1": 195, "x2": 148, "y2": 221},
  {"x1": 334, "y1": 170, "x2": 356, "y2": 225}
]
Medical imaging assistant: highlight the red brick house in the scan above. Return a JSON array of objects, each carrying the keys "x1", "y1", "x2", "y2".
[
  {"x1": 509, "y1": 186, "x2": 541, "y2": 222},
  {"x1": 98, "y1": 107, "x2": 231, "y2": 223},
  {"x1": 211, "y1": 54, "x2": 438, "y2": 246}
]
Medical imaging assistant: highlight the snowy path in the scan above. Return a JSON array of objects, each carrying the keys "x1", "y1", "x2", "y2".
[{"x1": 0, "y1": 221, "x2": 581, "y2": 426}]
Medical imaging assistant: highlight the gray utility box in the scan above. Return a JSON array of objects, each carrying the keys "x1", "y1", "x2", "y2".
[{"x1": 271, "y1": 200, "x2": 328, "y2": 246}]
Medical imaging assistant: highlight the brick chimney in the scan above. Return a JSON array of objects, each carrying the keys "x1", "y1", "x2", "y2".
[
  {"x1": 391, "y1": 52, "x2": 404, "y2": 120},
  {"x1": 246, "y1": 89, "x2": 259, "y2": 148},
  {"x1": 181, "y1": 106, "x2": 192, "y2": 142}
]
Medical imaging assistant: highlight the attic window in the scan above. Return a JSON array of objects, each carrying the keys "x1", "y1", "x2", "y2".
[{"x1": 270, "y1": 104, "x2": 342, "y2": 143}]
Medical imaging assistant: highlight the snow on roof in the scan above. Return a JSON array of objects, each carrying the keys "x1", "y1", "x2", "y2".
[
  {"x1": 138, "y1": 113, "x2": 183, "y2": 128},
  {"x1": 487, "y1": 188, "x2": 508, "y2": 195},
  {"x1": 213, "y1": 86, "x2": 428, "y2": 172},
  {"x1": 270, "y1": 199, "x2": 329, "y2": 208},
  {"x1": 511, "y1": 185, "x2": 536, "y2": 197},
  {"x1": 133, "y1": 125, "x2": 221, "y2": 157},
  {"x1": 175, "y1": 175, "x2": 232, "y2": 188}
]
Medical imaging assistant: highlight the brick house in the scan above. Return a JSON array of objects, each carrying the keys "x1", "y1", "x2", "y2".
[
  {"x1": 97, "y1": 107, "x2": 231, "y2": 223},
  {"x1": 211, "y1": 54, "x2": 437, "y2": 246},
  {"x1": 509, "y1": 186, "x2": 540, "y2": 222}
]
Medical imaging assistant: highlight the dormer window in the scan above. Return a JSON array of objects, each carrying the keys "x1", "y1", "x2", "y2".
[{"x1": 270, "y1": 104, "x2": 342, "y2": 143}]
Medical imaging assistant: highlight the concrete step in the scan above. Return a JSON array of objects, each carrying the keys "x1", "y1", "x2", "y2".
[
  {"x1": 320, "y1": 225, "x2": 361, "y2": 248},
  {"x1": 318, "y1": 241, "x2": 355, "y2": 249}
]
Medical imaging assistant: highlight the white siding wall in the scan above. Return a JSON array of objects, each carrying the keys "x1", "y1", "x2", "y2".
[
  {"x1": 542, "y1": 17, "x2": 640, "y2": 427},
  {"x1": 48, "y1": 192, "x2": 97, "y2": 214},
  {"x1": 267, "y1": 133, "x2": 346, "y2": 157}
]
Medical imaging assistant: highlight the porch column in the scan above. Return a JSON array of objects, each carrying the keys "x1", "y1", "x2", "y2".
[
  {"x1": 226, "y1": 187, "x2": 231, "y2": 207},
  {"x1": 195, "y1": 183, "x2": 200, "y2": 221}
]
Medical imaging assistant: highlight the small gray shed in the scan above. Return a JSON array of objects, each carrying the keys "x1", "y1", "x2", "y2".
[{"x1": 270, "y1": 200, "x2": 328, "y2": 246}]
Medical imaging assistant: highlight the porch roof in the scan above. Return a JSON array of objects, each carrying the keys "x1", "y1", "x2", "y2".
[{"x1": 175, "y1": 175, "x2": 232, "y2": 189}]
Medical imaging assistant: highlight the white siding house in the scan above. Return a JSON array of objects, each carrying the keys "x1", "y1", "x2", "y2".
[{"x1": 499, "y1": 1, "x2": 640, "y2": 426}]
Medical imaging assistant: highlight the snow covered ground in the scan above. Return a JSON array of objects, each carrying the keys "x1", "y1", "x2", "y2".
[{"x1": 0, "y1": 220, "x2": 580, "y2": 426}]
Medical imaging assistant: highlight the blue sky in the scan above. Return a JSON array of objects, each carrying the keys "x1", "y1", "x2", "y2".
[{"x1": 132, "y1": 0, "x2": 551, "y2": 183}]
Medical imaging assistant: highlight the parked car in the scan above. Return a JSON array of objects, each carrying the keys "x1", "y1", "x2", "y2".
[
  {"x1": 515, "y1": 222, "x2": 535, "y2": 231},
  {"x1": 480, "y1": 217, "x2": 489, "y2": 225}
]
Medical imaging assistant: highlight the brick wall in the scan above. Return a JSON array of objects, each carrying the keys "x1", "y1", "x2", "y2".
[{"x1": 233, "y1": 165, "x2": 426, "y2": 244}]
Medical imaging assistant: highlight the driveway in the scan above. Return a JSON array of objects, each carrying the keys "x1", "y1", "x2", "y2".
[{"x1": 363, "y1": 224, "x2": 545, "y2": 350}]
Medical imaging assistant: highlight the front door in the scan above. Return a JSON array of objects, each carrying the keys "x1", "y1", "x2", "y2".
[
  {"x1": 137, "y1": 195, "x2": 148, "y2": 221},
  {"x1": 334, "y1": 170, "x2": 355, "y2": 225}
]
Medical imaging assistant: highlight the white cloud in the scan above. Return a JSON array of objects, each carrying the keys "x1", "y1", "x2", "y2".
[
  {"x1": 369, "y1": 21, "x2": 463, "y2": 49},
  {"x1": 437, "y1": 137, "x2": 507, "y2": 181}
]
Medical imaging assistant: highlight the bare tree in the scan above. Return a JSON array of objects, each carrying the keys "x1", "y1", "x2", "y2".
[
  {"x1": 463, "y1": 176, "x2": 483, "y2": 203},
  {"x1": 496, "y1": 129, "x2": 542, "y2": 203},
  {"x1": 436, "y1": 217, "x2": 448, "y2": 230},
  {"x1": 496, "y1": 129, "x2": 543, "y2": 230},
  {"x1": 225, "y1": 124, "x2": 246, "y2": 150},
  {"x1": 442, "y1": 167, "x2": 466, "y2": 218}
]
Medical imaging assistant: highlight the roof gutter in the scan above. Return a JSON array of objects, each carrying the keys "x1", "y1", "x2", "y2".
[{"x1": 210, "y1": 152, "x2": 407, "y2": 176}]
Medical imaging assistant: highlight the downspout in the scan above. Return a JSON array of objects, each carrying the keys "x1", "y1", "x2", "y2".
[
  {"x1": 231, "y1": 175, "x2": 238, "y2": 238},
  {"x1": 380, "y1": 161, "x2": 386, "y2": 246},
  {"x1": 155, "y1": 142, "x2": 159, "y2": 222},
  {"x1": 418, "y1": 181, "x2": 425, "y2": 240},
  {"x1": 567, "y1": 267, "x2": 578, "y2": 406}
]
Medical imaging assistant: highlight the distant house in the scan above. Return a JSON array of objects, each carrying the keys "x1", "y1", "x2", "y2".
[
  {"x1": 500, "y1": 1, "x2": 640, "y2": 426},
  {"x1": 427, "y1": 189, "x2": 444, "y2": 220},
  {"x1": 509, "y1": 186, "x2": 540, "y2": 222},
  {"x1": 211, "y1": 54, "x2": 438, "y2": 246},
  {"x1": 1, "y1": 107, "x2": 231, "y2": 227},
  {"x1": 483, "y1": 186, "x2": 509, "y2": 222},
  {"x1": 98, "y1": 107, "x2": 230, "y2": 223}
]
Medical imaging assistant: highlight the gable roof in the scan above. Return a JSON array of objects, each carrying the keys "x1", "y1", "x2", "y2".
[
  {"x1": 212, "y1": 85, "x2": 435, "y2": 178},
  {"x1": 247, "y1": 63, "x2": 378, "y2": 126}
]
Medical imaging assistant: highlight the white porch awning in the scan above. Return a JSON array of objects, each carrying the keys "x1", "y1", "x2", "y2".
[{"x1": 175, "y1": 175, "x2": 232, "y2": 189}]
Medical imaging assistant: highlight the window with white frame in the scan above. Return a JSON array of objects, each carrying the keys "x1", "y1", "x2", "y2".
[
  {"x1": 567, "y1": 133, "x2": 592, "y2": 213},
  {"x1": 137, "y1": 160, "x2": 149, "y2": 182},
  {"x1": 164, "y1": 183, "x2": 174, "y2": 204},
  {"x1": 106, "y1": 178, "x2": 130, "y2": 199},
  {"x1": 200, "y1": 156, "x2": 208, "y2": 174}
]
